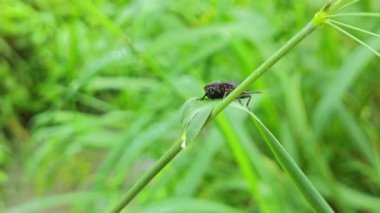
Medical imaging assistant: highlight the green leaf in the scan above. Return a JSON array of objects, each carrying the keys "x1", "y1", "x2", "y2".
[
  {"x1": 180, "y1": 97, "x2": 214, "y2": 143},
  {"x1": 230, "y1": 104, "x2": 333, "y2": 213}
]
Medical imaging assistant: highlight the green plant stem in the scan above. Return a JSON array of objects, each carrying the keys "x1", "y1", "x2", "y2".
[
  {"x1": 112, "y1": 4, "x2": 330, "y2": 212},
  {"x1": 212, "y1": 22, "x2": 317, "y2": 118},
  {"x1": 110, "y1": 139, "x2": 184, "y2": 213}
]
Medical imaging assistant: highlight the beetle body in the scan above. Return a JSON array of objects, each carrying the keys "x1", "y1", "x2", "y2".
[
  {"x1": 201, "y1": 81, "x2": 236, "y2": 99},
  {"x1": 199, "y1": 81, "x2": 260, "y2": 107}
]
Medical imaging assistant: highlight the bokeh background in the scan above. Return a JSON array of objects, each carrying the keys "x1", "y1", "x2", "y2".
[{"x1": 1, "y1": 0, "x2": 380, "y2": 212}]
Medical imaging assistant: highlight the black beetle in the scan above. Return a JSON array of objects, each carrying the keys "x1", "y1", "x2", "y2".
[{"x1": 198, "y1": 81, "x2": 261, "y2": 107}]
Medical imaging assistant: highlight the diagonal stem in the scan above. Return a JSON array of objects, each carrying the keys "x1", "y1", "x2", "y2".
[
  {"x1": 211, "y1": 22, "x2": 317, "y2": 118},
  {"x1": 111, "y1": 2, "x2": 333, "y2": 212},
  {"x1": 112, "y1": 21, "x2": 319, "y2": 213},
  {"x1": 110, "y1": 139, "x2": 184, "y2": 213}
]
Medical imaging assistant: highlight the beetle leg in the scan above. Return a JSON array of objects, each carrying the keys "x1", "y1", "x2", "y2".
[
  {"x1": 238, "y1": 98, "x2": 243, "y2": 105},
  {"x1": 246, "y1": 95, "x2": 251, "y2": 108},
  {"x1": 197, "y1": 94, "x2": 207, "y2": 100},
  {"x1": 223, "y1": 92, "x2": 228, "y2": 99}
]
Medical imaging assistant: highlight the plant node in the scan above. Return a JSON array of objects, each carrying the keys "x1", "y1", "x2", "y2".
[{"x1": 312, "y1": 11, "x2": 328, "y2": 27}]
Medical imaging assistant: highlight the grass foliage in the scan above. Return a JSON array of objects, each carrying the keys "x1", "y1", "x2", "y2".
[{"x1": 1, "y1": 0, "x2": 380, "y2": 212}]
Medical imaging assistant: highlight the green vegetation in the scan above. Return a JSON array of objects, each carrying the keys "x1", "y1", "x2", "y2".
[{"x1": 1, "y1": 0, "x2": 379, "y2": 212}]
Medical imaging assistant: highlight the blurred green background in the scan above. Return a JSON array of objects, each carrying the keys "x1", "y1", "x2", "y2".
[{"x1": 1, "y1": 0, "x2": 380, "y2": 212}]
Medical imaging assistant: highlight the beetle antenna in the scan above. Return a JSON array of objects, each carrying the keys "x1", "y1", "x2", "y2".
[{"x1": 197, "y1": 94, "x2": 207, "y2": 100}]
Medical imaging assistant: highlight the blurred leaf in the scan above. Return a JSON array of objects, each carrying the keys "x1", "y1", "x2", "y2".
[
  {"x1": 313, "y1": 36, "x2": 380, "y2": 134},
  {"x1": 5, "y1": 192, "x2": 103, "y2": 213},
  {"x1": 174, "y1": 128, "x2": 222, "y2": 197},
  {"x1": 135, "y1": 198, "x2": 244, "y2": 213}
]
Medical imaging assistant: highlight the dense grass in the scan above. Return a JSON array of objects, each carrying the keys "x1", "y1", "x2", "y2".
[{"x1": 1, "y1": 0, "x2": 380, "y2": 212}]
